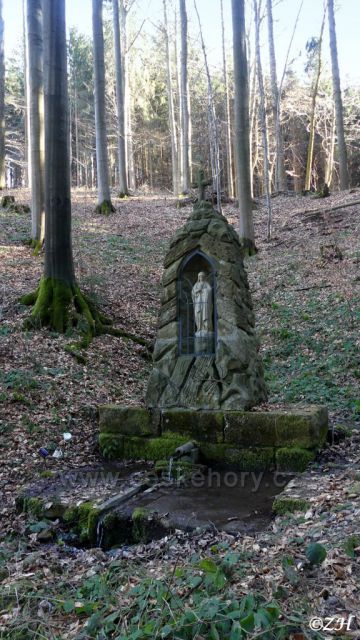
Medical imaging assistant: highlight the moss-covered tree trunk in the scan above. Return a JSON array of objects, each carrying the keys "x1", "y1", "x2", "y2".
[
  {"x1": 22, "y1": 0, "x2": 149, "y2": 357},
  {"x1": 22, "y1": 0, "x2": 96, "y2": 343}
]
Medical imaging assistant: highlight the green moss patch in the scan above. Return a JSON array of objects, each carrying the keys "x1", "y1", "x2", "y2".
[
  {"x1": 99, "y1": 405, "x2": 159, "y2": 436},
  {"x1": 200, "y1": 444, "x2": 275, "y2": 471},
  {"x1": 99, "y1": 433, "x2": 125, "y2": 459},
  {"x1": 100, "y1": 433, "x2": 190, "y2": 461},
  {"x1": 273, "y1": 496, "x2": 310, "y2": 515},
  {"x1": 276, "y1": 447, "x2": 315, "y2": 472},
  {"x1": 275, "y1": 406, "x2": 328, "y2": 448},
  {"x1": 224, "y1": 411, "x2": 276, "y2": 446},
  {"x1": 162, "y1": 409, "x2": 223, "y2": 443},
  {"x1": 123, "y1": 434, "x2": 189, "y2": 461},
  {"x1": 64, "y1": 501, "x2": 100, "y2": 544},
  {"x1": 223, "y1": 406, "x2": 328, "y2": 449}
]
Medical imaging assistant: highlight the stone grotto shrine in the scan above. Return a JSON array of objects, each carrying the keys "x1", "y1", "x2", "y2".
[
  {"x1": 99, "y1": 200, "x2": 328, "y2": 472},
  {"x1": 145, "y1": 201, "x2": 267, "y2": 410}
]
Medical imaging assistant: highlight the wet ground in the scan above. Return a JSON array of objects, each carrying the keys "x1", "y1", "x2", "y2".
[
  {"x1": 19, "y1": 464, "x2": 291, "y2": 544},
  {"x1": 132, "y1": 470, "x2": 289, "y2": 534}
]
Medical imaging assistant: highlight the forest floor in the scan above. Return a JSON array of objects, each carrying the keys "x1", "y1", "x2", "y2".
[{"x1": 0, "y1": 188, "x2": 359, "y2": 638}]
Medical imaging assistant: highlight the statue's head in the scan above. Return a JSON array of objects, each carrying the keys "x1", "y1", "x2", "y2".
[{"x1": 198, "y1": 271, "x2": 207, "y2": 282}]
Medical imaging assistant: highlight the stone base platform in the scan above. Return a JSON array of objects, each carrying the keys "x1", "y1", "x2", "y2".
[{"x1": 99, "y1": 405, "x2": 328, "y2": 472}]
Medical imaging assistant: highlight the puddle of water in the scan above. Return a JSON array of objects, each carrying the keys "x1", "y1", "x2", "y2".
[{"x1": 132, "y1": 471, "x2": 288, "y2": 534}]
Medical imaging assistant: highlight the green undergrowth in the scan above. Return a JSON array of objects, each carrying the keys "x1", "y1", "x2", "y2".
[
  {"x1": 259, "y1": 290, "x2": 360, "y2": 419},
  {"x1": 0, "y1": 541, "x2": 307, "y2": 639}
]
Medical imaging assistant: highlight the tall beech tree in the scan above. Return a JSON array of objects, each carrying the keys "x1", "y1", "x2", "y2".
[
  {"x1": 112, "y1": 0, "x2": 128, "y2": 196},
  {"x1": 163, "y1": 0, "x2": 179, "y2": 195},
  {"x1": 304, "y1": 12, "x2": 326, "y2": 192},
  {"x1": 254, "y1": 0, "x2": 272, "y2": 238},
  {"x1": 231, "y1": 0, "x2": 255, "y2": 251},
  {"x1": 0, "y1": 0, "x2": 5, "y2": 189},
  {"x1": 179, "y1": 0, "x2": 190, "y2": 193},
  {"x1": 26, "y1": 0, "x2": 45, "y2": 246},
  {"x1": 92, "y1": 0, "x2": 114, "y2": 213},
  {"x1": 266, "y1": 0, "x2": 285, "y2": 192},
  {"x1": 327, "y1": 0, "x2": 349, "y2": 190},
  {"x1": 21, "y1": 0, "x2": 105, "y2": 340},
  {"x1": 120, "y1": 0, "x2": 136, "y2": 191},
  {"x1": 220, "y1": 0, "x2": 233, "y2": 198}
]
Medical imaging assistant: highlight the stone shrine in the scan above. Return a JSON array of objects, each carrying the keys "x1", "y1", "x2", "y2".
[
  {"x1": 98, "y1": 198, "x2": 328, "y2": 473},
  {"x1": 146, "y1": 201, "x2": 267, "y2": 410}
]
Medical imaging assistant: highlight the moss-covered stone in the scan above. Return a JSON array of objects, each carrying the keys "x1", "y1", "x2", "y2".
[
  {"x1": 132, "y1": 507, "x2": 150, "y2": 543},
  {"x1": 200, "y1": 443, "x2": 275, "y2": 471},
  {"x1": 276, "y1": 447, "x2": 315, "y2": 472},
  {"x1": 131, "y1": 507, "x2": 169, "y2": 543},
  {"x1": 162, "y1": 409, "x2": 224, "y2": 443},
  {"x1": 64, "y1": 501, "x2": 100, "y2": 544},
  {"x1": 123, "y1": 434, "x2": 189, "y2": 461},
  {"x1": 99, "y1": 433, "x2": 125, "y2": 459},
  {"x1": 275, "y1": 406, "x2": 328, "y2": 448},
  {"x1": 224, "y1": 411, "x2": 276, "y2": 446},
  {"x1": 99, "y1": 405, "x2": 159, "y2": 437},
  {"x1": 272, "y1": 496, "x2": 310, "y2": 515},
  {"x1": 154, "y1": 458, "x2": 201, "y2": 481},
  {"x1": 23, "y1": 496, "x2": 44, "y2": 518},
  {"x1": 100, "y1": 432, "x2": 190, "y2": 461},
  {"x1": 223, "y1": 406, "x2": 328, "y2": 449},
  {"x1": 100, "y1": 511, "x2": 130, "y2": 549}
]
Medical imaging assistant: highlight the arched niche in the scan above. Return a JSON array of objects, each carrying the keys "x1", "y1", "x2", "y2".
[{"x1": 178, "y1": 250, "x2": 217, "y2": 356}]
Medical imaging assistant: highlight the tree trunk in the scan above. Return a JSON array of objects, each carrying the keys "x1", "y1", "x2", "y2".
[
  {"x1": 327, "y1": 0, "x2": 349, "y2": 190},
  {"x1": 220, "y1": 0, "x2": 234, "y2": 198},
  {"x1": 0, "y1": 0, "x2": 5, "y2": 189},
  {"x1": 249, "y1": 54, "x2": 257, "y2": 198},
  {"x1": 194, "y1": 0, "x2": 221, "y2": 212},
  {"x1": 254, "y1": 0, "x2": 272, "y2": 239},
  {"x1": 163, "y1": 0, "x2": 179, "y2": 195},
  {"x1": 23, "y1": 0, "x2": 29, "y2": 188},
  {"x1": 325, "y1": 103, "x2": 335, "y2": 186},
  {"x1": 92, "y1": 0, "x2": 114, "y2": 212},
  {"x1": 266, "y1": 0, "x2": 286, "y2": 192},
  {"x1": 304, "y1": 11, "x2": 325, "y2": 192},
  {"x1": 231, "y1": 0, "x2": 255, "y2": 252},
  {"x1": 74, "y1": 84, "x2": 80, "y2": 188},
  {"x1": 21, "y1": 0, "x2": 113, "y2": 346},
  {"x1": 120, "y1": 1, "x2": 136, "y2": 191},
  {"x1": 26, "y1": 0, "x2": 45, "y2": 245},
  {"x1": 179, "y1": 0, "x2": 190, "y2": 193},
  {"x1": 112, "y1": 0, "x2": 128, "y2": 196}
]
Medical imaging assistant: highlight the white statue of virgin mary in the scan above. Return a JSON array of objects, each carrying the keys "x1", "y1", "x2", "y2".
[{"x1": 191, "y1": 271, "x2": 213, "y2": 336}]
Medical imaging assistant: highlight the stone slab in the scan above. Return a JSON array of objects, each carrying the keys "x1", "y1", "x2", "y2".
[
  {"x1": 99, "y1": 405, "x2": 328, "y2": 450},
  {"x1": 223, "y1": 405, "x2": 328, "y2": 449},
  {"x1": 98, "y1": 405, "x2": 160, "y2": 437},
  {"x1": 199, "y1": 443, "x2": 275, "y2": 471},
  {"x1": 162, "y1": 409, "x2": 224, "y2": 443}
]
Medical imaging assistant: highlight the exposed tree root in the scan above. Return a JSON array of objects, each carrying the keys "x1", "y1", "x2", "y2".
[
  {"x1": 95, "y1": 200, "x2": 116, "y2": 215},
  {"x1": 20, "y1": 277, "x2": 151, "y2": 360}
]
